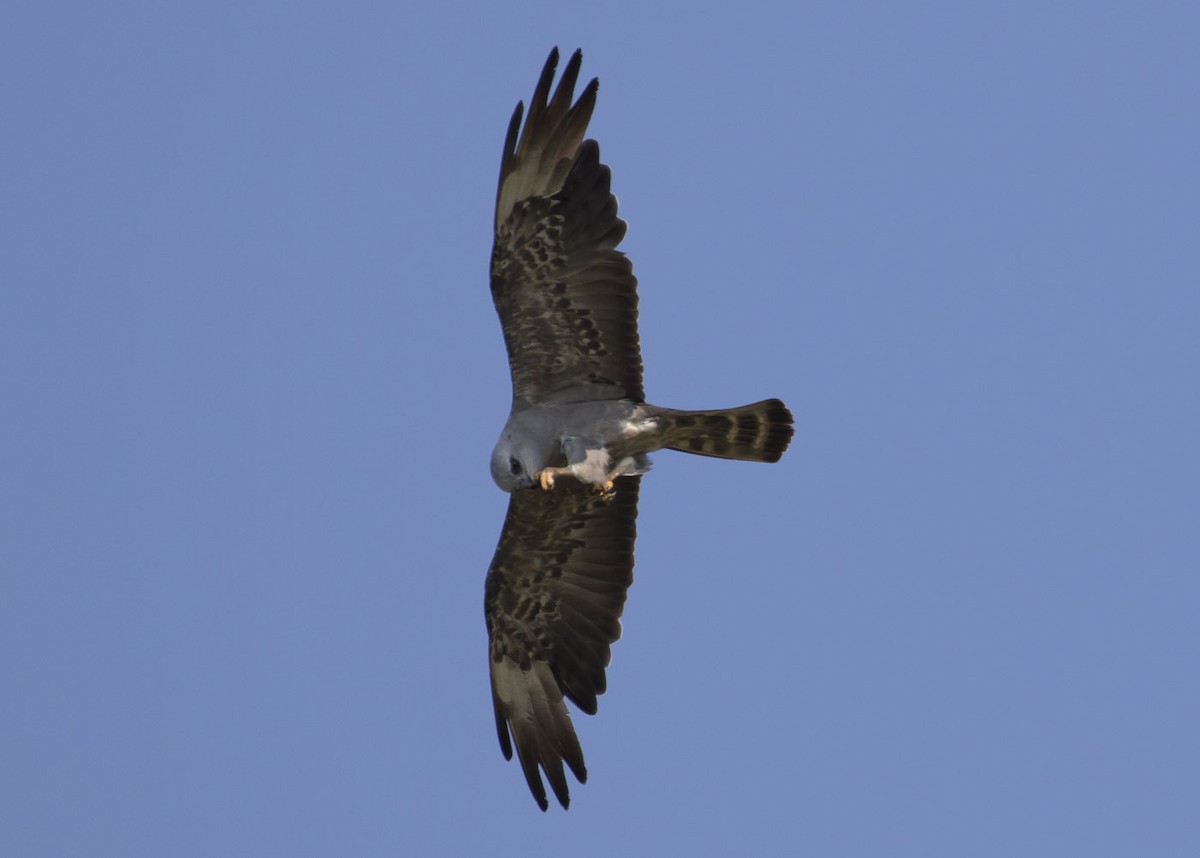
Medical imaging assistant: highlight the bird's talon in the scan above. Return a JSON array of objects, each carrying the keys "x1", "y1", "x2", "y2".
[{"x1": 538, "y1": 470, "x2": 556, "y2": 491}]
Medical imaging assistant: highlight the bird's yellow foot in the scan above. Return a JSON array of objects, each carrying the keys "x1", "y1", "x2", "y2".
[
  {"x1": 538, "y1": 469, "x2": 557, "y2": 491},
  {"x1": 596, "y1": 479, "x2": 616, "y2": 503}
]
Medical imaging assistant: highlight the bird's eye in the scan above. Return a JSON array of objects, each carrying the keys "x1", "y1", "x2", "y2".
[{"x1": 509, "y1": 457, "x2": 522, "y2": 476}]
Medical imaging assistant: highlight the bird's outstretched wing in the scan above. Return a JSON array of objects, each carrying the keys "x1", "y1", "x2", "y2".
[
  {"x1": 484, "y1": 475, "x2": 640, "y2": 810},
  {"x1": 491, "y1": 48, "x2": 644, "y2": 408}
]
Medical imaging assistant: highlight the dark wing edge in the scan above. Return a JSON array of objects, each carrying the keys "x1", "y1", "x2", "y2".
[
  {"x1": 495, "y1": 47, "x2": 597, "y2": 232},
  {"x1": 484, "y1": 475, "x2": 641, "y2": 810},
  {"x1": 491, "y1": 48, "x2": 644, "y2": 407}
]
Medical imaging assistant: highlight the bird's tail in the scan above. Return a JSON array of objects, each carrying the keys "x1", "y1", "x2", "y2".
[{"x1": 655, "y1": 398, "x2": 794, "y2": 463}]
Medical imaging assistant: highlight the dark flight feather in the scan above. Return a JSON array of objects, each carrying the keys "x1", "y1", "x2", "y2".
[{"x1": 484, "y1": 475, "x2": 640, "y2": 810}]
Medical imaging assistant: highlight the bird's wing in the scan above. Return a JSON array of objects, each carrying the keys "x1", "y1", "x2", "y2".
[
  {"x1": 484, "y1": 475, "x2": 640, "y2": 810},
  {"x1": 491, "y1": 47, "x2": 643, "y2": 408}
]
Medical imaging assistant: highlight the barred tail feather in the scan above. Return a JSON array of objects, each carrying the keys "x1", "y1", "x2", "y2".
[{"x1": 658, "y1": 398, "x2": 794, "y2": 463}]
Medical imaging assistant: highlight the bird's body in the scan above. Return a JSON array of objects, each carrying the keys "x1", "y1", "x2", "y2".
[
  {"x1": 490, "y1": 398, "x2": 647, "y2": 492},
  {"x1": 482, "y1": 48, "x2": 795, "y2": 811},
  {"x1": 491, "y1": 397, "x2": 794, "y2": 494}
]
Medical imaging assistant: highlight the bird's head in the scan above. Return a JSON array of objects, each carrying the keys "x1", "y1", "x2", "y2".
[{"x1": 490, "y1": 432, "x2": 539, "y2": 492}]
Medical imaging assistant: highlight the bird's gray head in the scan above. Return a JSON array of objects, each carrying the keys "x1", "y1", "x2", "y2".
[{"x1": 490, "y1": 431, "x2": 539, "y2": 492}]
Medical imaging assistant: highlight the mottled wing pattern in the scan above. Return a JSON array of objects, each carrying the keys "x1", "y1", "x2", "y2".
[
  {"x1": 484, "y1": 475, "x2": 640, "y2": 810},
  {"x1": 491, "y1": 48, "x2": 643, "y2": 407}
]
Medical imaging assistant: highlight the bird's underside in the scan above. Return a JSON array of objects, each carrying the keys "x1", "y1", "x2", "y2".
[{"x1": 482, "y1": 47, "x2": 795, "y2": 811}]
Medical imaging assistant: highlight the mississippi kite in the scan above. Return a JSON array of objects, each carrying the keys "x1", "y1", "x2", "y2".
[{"x1": 484, "y1": 48, "x2": 795, "y2": 811}]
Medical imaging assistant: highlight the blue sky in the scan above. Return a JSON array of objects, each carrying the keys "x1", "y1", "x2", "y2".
[{"x1": 3, "y1": 2, "x2": 1198, "y2": 855}]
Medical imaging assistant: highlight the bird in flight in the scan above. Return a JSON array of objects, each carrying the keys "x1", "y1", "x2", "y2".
[{"x1": 483, "y1": 48, "x2": 795, "y2": 811}]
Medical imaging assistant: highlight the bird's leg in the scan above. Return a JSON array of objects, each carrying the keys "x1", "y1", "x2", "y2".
[
  {"x1": 595, "y1": 465, "x2": 629, "y2": 503},
  {"x1": 536, "y1": 462, "x2": 623, "y2": 500},
  {"x1": 536, "y1": 467, "x2": 571, "y2": 491}
]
